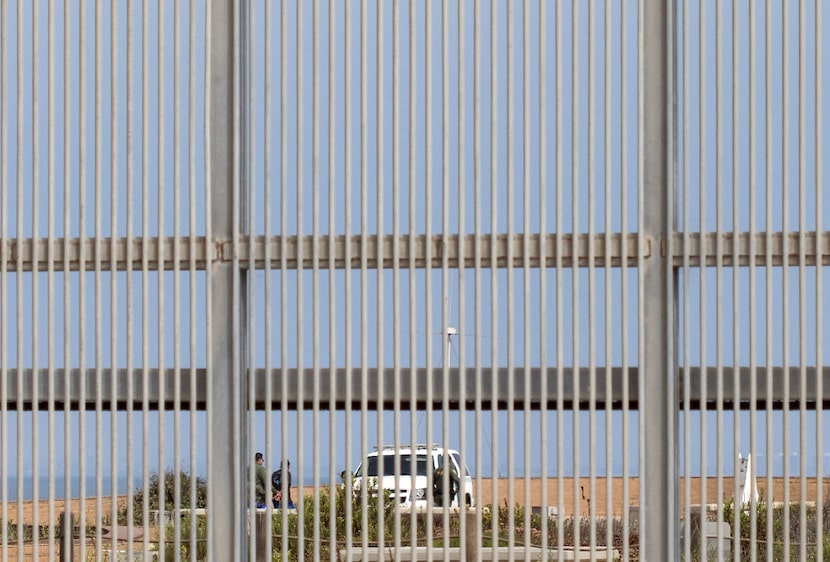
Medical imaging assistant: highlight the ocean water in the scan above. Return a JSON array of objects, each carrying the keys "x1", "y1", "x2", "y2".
[
  {"x1": 2, "y1": 473, "x2": 329, "y2": 502},
  {"x1": 3, "y1": 475, "x2": 140, "y2": 502}
]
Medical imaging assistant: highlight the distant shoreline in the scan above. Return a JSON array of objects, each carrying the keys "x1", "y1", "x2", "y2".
[
  {"x1": 5, "y1": 476, "x2": 826, "y2": 524},
  {"x1": 3, "y1": 476, "x2": 138, "y2": 502},
  {"x1": 5, "y1": 472, "x2": 827, "y2": 503}
]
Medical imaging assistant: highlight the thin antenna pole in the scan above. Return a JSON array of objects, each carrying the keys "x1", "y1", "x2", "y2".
[{"x1": 445, "y1": 326, "x2": 458, "y2": 368}]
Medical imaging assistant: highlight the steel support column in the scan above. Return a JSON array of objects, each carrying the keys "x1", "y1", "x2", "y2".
[
  {"x1": 207, "y1": 0, "x2": 247, "y2": 559},
  {"x1": 640, "y1": 0, "x2": 677, "y2": 559}
]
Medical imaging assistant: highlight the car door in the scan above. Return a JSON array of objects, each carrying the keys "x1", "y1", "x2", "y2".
[{"x1": 449, "y1": 452, "x2": 473, "y2": 506}]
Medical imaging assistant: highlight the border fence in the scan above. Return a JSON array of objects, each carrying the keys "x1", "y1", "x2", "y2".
[{"x1": 1, "y1": 1, "x2": 827, "y2": 560}]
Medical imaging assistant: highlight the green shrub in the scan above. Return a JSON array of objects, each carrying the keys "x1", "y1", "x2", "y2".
[
  {"x1": 118, "y1": 469, "x2": 207, "y2": 526},
  {"x1": 724, "y1": 494, "x2": 830, "y2": 561},
  {"x1": 271, "y1": 484, "x2": 399, "y2": 561},
  {"x1": 164, "y1": 513, "x2": 208, "y2": 560}
]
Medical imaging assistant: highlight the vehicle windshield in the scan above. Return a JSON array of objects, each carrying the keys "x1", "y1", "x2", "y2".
[{"x1": 362, "y1": 453, "x2": 429, "y2": 477}]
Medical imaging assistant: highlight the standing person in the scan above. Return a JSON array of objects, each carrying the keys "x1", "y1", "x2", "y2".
[
  {"x1": 272, "y1": 459, "x2": 295, "y2": 509},
  {"x1": 252, "y1": 452, "x2": 269, "y2": 509},
  {"x1": 433, "y1": 462, "x2": 460, "y2": 507}
]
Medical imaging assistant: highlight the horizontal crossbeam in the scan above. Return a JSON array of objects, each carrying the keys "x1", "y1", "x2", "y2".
[
  {"x1": 2, "y1": 366, "x2": 828, "y2": 411},
  {"x1": 3, "y1": 231, "x2": 829, "y2": 272},
  {"x1": 0, "y1": 233, "x2": 647, "y2": 271},
  {"x1": 670, "y1": 231, "x2": 830, "y2": 266},
  {"x1": 0, "y1": 236, "x2": 215, "y2": 272}
]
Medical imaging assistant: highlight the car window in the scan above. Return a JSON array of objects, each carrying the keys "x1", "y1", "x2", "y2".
[
  {"x1": 408, "y1": 454, "x2": 429, "y2": 476},
  {"x1": 363, "y1": 454, "x2": 428, "y2": 477}
]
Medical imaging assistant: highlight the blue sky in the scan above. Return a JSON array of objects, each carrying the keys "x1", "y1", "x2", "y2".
[{"x1": 2, "y1": 0, "x2": 830, "y2": 500}]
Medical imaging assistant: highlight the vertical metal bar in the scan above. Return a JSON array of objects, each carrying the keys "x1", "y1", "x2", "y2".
[
  {"x1": 441, "y1": 0, "x2": 450, "y2": 548},
  {"x1": 620, "y1": 1, "x2": 631, "y2": 558},
  {"x1": 156, "y1": 1, "x2": 168, "y2": 555},
  {"x1": 326, "y1": 0, "x2": 339, "y2": 556},
  {"x1": 505, "y1": 0, "x2": 516, "y2": 555},
  {"x1": 241, "y1": 0, "x2": 255, "y2": 532},
  {"x1": 238, "y1": 0, "x2": 251, "y2": 549},
  {"x1": 473, "y1": 0, "x2": 484, "y2": 555},
  {"x1": 391, "y1": 0, "x2": 402, "y2": 555},
  {"x1": 295, "y1": 1, "x2": 306, "y2": 555},
  {"x1": 603, "y1": 1, "x2": 614, "y2": 556},
  {"x1": 141, "y1": 0, "x2": 151, "y2": 553},
  {"x1": 698, "y1": 3, "x2": 709, "y2": 551},
  {"x1": 714, "y1": 3, "x2": 725, "y2": 556},
  {"x1": 782, "y1": 1, "x2": 792, "y2": 553},
  {"x1": 639, "y1": 0, "x2": 676, "y2": 560},
  {"x1": 797, "y1": 1, "x2": 808, "y2": 559},
  {"x1": 263, "y1": 0, "x2": 274, "y2": 555},
  {"x1": 342, "y1": 0, "x2": 354, "y2": 556},
  {"x1": 814, "y1": 2, "x2": 823, "y2": 559},
  {"x1": 245, "y1": 0, "x2": 256, "y2": 547},
  {"x1": 12, "y1": 0, "x2": 23, "y2": 557},
  {"x1": 456, "y1": 2, "x2": 468, "y2": 558},
  {"x1": 764, "y1": 1, "x2": 775, "y2": 557},
  {"x1": 0, "y1": 2, "x2": 7, "y2": 559},
  {"x1": 587, "y1": 0, "x2": 598, "y2": 553},
  {"x1": 16, "y1": 0, "x2": 24, "y2": 549},
  {"x1": 488, "y1": 0, "x2": 499, "y2": 555},
  {"x1": 327, "y1": 1, "x2": 339, "y2": 557},
  {"x1": 359, "y1": 0, "x2": 369, "y2": 554},
  {"x1": 697, "y1": 0, "x2": 709, "y2": 556},
  {"x1": 680, "y1": 0, "x2": 691, "y2": 558},
  {"x1": 407, "y1": 1, "x2": 418, "y2": 554},
  {"x1": 125, "y1": 1, "x2": 136, "y2": 556},
  {"x1": 205, "y1": 0, "x2": 216, "y2": 555},
  {"x1": 94, "y1": 0, "x2": 105, "y2": 557},
  {"x1": 374, "y1": 0, "x2": 388, "y2": 552},
  {"x1": 731, "y1": 1, "x2": 742, "y2": 558},
  {"x1": 571, "y1": 1, "x2": 581, "y2": 550},
  {"x1": 206, "y1": 0, "x2": 246, "y2": 558},
  {"x1": 424, "y1": 0, "x2": 436, "y2": 552},
  {"x1": 76, "y1": 0, "x2": 89, "y2": 554},
  {"x1": 239, "y1": 5, "x2": 250, "y2": 541},
  {"x1": 374, "y1": 0, "x2": 385, "y2": 552},
  {"x1": 279, "y1": 1, "x2": 291, "y2": 557},
  {"x1": 188, "y1": 2, "x2": 199, "y2": 557},
  {"x1": 538, "y1": 0, "x2": 549, "y2": 555},
  {"x1": 48, "y1": 0, "x2": 57, "y2": 557},
  {"x1": 248, "y1": 0, "x2": 261, "y2": 537},
  {"x1": 555, "y1": 2, "x2": 565, "y2": 558},
  {"x1": 170, "y1": 0, "x2": 182, "y2": 554},
  {"x1": 32, "y1": 0, "x2": 42, "y2": 556},
  {"x1": 312, "y1": 0, "x2": 322, "y2": 556},
  {"x1": 748, "y1": 0, "x2": 759, "y2": 557},
  {"x1": 109, "y1": 1, "x2": 120, "y2": 558},
  {"x1": 522, "y1": 0, "x2": 532, "y2": 557}
]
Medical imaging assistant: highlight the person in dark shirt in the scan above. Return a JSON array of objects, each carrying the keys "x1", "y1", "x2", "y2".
[{"x1": 272, "y1": 459, "x2": 295, "y2": 509}]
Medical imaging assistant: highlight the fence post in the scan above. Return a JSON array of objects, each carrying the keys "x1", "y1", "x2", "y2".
[
  {"x1": 207, "y1": 0, "x2": 249, "y2": 560},
  {"x1": 640, "y1": 0, "x2": 677, "y2": 560},
  {"x1": 59, "y1": 511, "x2": 74, "y2": 562},
  {"x1": 464, "y1": 510, "x2": 478, "y2": 562},
  {"x1": 255, "y1": 512, "x2": 269, "y2": 561}
]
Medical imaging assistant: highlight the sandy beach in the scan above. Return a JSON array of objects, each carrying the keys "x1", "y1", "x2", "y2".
[
  {"x1": 2, "y1": 476, "x2": 825, "y2": 557},
  {"x1": 7, "y1": 475, "x2": 826, "y2": 527}
]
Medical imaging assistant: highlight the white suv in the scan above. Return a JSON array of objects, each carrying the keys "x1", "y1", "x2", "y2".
[{"x1": 351, "y1": 444, "x2": 474, "y2": 510}]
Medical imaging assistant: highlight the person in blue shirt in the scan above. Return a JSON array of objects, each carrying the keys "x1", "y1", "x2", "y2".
[{"x1": 272, "y1": 459, "x2": 295, "y2": 509}]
